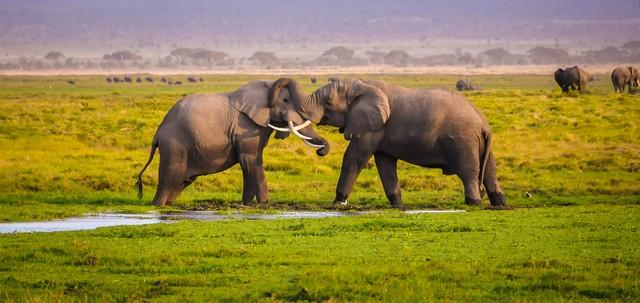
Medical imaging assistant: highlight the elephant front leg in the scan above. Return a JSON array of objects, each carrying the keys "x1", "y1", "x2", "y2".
[
  {"x1": 239, "y1": 153, "x2": 269, "y2": 206},
  {"x1": 334, "y1": 141, "x2": 375, "y2": 207},
  {"x1": 374, "y1": 152, "x2": 404, "y2": 209}
]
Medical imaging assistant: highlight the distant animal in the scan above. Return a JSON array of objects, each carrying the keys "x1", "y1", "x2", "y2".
[
  {"x1": 611, "y1": 66, "x2": 639, "y2": 93},
  {"x1": 145, "y1": 76, "x2": 154, "y2": 83},
  {"x1": 174, "y1": 81, "x2": 182, "y2": 85},
  {"x1": 187, "y1": 76, "x2": 197, "y2": 83},
  {"x1": 113, "y1": 77, "x2": 122, "y2": 83},
  {"x1": 67, "y1": 80, "x2": 76, "y2": 85},
  {"x1": 160, "y1": 77, "x2": 167, "y2": 83},
  {"x1": 310, "y1": 76, "x2": 317, "y2": 84},
  {"x1": 135, "y1": 80, "x2": 326, "y2": 206},
  {"x1": 136, "y1": 77, "x2": 142, "y2": 83},
  {"x1": 106, "y1": 77, "x2": 113, "y2": 83},
  {"x1": 167, "y1": 80, "x2": 173, "y2": 85},
  {"x1": 198, "y1": 77, "x2": 204, "y2": 82},
  {"x1": 554, "y1": 66, "x2": 593, "y2": 93},
  {"x1": 455, "y1": 79, "x2": 480, "y2": 91},
  {"x1": 124, "y1": 75, "x2": 132, "y2": 83}
]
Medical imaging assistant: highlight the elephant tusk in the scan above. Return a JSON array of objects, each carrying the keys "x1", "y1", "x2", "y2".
[
  {"x1": 302, "y1": 139, "x2": 325, "y2": 149},
  {"x1": 293, "y1": 120, "x2": 312, "y2": 130},
  {"x1": 288, "y1": 121, "x2": 313, "y2": 140},
  {"x1": 267, "y1": 123, "x2": 290, "y2": 132}
]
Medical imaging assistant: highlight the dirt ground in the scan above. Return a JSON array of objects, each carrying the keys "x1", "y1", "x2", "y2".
[{"x1": 0, "y1": 64, "x2": 626, "y2": 76}]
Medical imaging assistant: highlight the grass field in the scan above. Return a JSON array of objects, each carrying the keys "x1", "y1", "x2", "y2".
[{"x1": 0, "y1": 73, "x2": 639, "y2": 301}]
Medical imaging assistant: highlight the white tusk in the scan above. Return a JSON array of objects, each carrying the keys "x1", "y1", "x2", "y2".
[
  {"x1": 268, "y1": 123, "x2": 290, "y2": 132},
  {"x1": 302, "y1": 139, "x2": 325, "y2": 149},
  {"x1": 293, "y1": 120, "x2": 312, "y2": 131},
  {"x1": 289, "y1": 121, "x2": 312, "y2": 140}
]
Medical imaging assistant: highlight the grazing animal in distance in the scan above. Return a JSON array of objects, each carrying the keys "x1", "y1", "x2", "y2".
[
  {"x1": 67, "y1": 80, "x2": 76, "y2": 85},
  {"x1": 113, "y1": 77, "x2": 122, "y2": 83},
  {"x1": 160, "y1": 77, "x2": 167, "y2": 83},
  {"x1": 310, "y1": 76, "x2": 317, "y2": 84},
  {"x1": 174, "y1": 81, "x2": 182, "y2": 85},
  {"x1": 455, "y1": 79, "x2": 480, "y2": 91},
  {"x1": 136, "y1": 77, "x2": 142, "y2": 83},
  {"x1": 106, "y1": 77, "x2": 113, "y2": 83},
  {"x1": 554, "y1": 66, "x2": 593, "y2": 93},
  {"x1": 199, "y1": 77, "x2": 204, "y2": 82},
  {"x1": 124, "y1": 75, "x2": 132, "y2": 83},
  {"x1": 187, "y1": 76, "x2": 197, "y2": 83},
  {"x1": 611, "y1": 66, "x2": 639, "y2": 93},
  {"x1": 145, "y1": 76, "x2": 154, "y2": 83}
]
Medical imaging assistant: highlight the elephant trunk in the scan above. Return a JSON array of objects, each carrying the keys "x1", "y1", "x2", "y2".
[{"x1": 270, "y1": 78, "x2": 324, "y2": 123}]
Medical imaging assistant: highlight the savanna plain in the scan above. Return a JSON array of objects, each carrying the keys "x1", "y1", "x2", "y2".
[{"x1": 0, "y1": 74, "x2": 638, "y2": 302}]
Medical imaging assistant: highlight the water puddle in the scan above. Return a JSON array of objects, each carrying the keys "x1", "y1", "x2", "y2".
[{"x1": 0, "y1": 209, "x2": 465, "y2": 234}]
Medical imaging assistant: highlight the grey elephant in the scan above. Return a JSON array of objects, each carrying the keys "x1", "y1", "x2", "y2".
[
  {"x1": 136, "y1": 80, "x2": 329, "y2": 206},
  {"x1": 455, "y1": 79, "x2": 480, "y2": 91},
  {"x1": 554, "y1": 66, "x2": 592, "y2": 93},
  {"x1": 269, "y1": 78, "x2": 507, "y2": 209},
  {"x1": 611, "y1": 66, "x2": 639, "y2": 93}
]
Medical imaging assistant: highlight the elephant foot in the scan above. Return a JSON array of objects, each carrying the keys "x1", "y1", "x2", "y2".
[
  {"x1": 390, "y1": 202, "x2": 407, "y2": 211},
  {"x1": 331, "y1": 199, "x2": 349, "y2": 210},
  {"x1": 487, "y1": 191, "x2": 507, "y2": 206},
  {"x1": 464, "y1": 197, "x2": 483, "y2": 206}
]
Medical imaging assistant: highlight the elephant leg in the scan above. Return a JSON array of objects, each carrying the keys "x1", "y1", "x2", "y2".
[
  {"x1": 374, "y1": 152, "x2": 404, "y2": 209},
  {"x1": 450, "y1": 146, "x2": 482, "y2": 206},
  {"x1": 334, "y1": 138, "x2": 378, "y2": 205},
  {"x1": 152, "y1": 144, "x2": 188, "y2": 206},
  {"x1": 237, "y1": 136, "x2": 269, "y2": 205},
  {"x1": 482, "y1": 151, "x2": 507, "y2": 207}
]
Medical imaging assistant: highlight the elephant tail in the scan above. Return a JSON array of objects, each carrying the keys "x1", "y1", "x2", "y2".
[
  {"x1": 136, "y1": 136, "x2": 158, "y2": 199},
  {"x1": 479, "y1": 129, "x2": 492, "y2": 196}
]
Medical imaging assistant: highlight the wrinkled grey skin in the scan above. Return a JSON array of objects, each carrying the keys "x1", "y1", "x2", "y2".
[
  {"x1": 455, "y1": 79, "x2": 480, "y2": 91},
  {"x1": 555, "y1": 66, "x2": 593, "y2": 93},
  {"x1": 271, "y1": 78, "x2": 507, "y2": 209},
  {"x1": 136, "y1": 80, "x2": 329, "y2": 206},
  {"x1": 611, "y1": 66, "x2": 639, "y2": 93}
]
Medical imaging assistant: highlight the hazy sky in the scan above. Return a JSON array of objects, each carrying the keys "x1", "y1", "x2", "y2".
[{"x1": 1, "y1": 0, "x2": 639, "y2": 57}]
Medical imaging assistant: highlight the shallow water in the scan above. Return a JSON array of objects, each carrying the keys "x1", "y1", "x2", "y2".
[{"x1": 0, "y1": 209, "x2": 465, "y2": 234}]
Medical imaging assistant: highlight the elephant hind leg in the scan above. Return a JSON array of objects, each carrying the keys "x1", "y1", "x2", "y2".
[
  {"x1": 482, "y1": 151, "x2": 507, "y2": 207},
  {"x1": 152, "y1": 144, "x2": 188, "y2": 206}
]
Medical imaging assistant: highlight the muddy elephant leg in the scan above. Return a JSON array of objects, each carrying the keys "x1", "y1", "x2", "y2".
[
  {"x1": 374, "y1": 152, "x2": 404, "y2": 209},
  {"x1": 482, "y1": 151, "x2": 507, "y2": 207},
  {"x1": 334, "y1": 139, "x2": 377, "y2": 206},
  {"x1": 152, "y1": 144, "x2": 188, "y2": 206}
]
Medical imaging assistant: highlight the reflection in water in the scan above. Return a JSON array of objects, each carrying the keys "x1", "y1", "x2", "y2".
[{"x1": 0, "y1": 210, "x2": 465, "y2": 234}]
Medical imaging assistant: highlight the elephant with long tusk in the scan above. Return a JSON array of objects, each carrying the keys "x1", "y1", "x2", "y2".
[{"x1": 136, "y1": 80, "x2": 329, "y2": 207}]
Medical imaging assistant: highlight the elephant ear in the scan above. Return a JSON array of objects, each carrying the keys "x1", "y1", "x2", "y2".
[
  {"x1": 228, "y1": 80, "x2": 272, "y2": 127},
  {"x1": 343, "y1": 80, "x2": 390, "y2": 140}
]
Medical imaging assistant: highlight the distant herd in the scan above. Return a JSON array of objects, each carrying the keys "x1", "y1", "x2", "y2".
[
  {"x1": 104, "y1": 75, "x2": 205, "y2": 85},
  {"x1": 455, "y1": 65, "x2": 639, "y2": 94},
  {"x1": 62, "y1": 66, "x2": 639, "y2": 94}
]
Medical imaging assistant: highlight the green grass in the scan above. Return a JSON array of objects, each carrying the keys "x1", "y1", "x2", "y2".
[
  {"x1": 1, "y1": 205, "x2": 638, "y2": 302},
  {"x1": 0, "y1": 74, "x2": 639, "y2": 301},
  {"x1": 0, "y1": 74, "x2": 638, "y2": 221}
]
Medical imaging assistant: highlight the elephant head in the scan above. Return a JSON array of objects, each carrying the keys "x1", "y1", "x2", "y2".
[
  {"x1": 237, "y1": 80, "x2": 330, "y2": 156},
  {"x1": 630, "y1": 67, "x2": 640, "y2": 87},
  {"x1": 269, "y1": 78, "x2": 390, "y2": 142}
]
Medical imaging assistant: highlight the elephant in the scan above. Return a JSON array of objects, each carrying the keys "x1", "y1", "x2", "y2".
[
  {"x1": 269, "y1": 78, "x2": 507, "y2": 209},
  {"x1": 554, "y1": 66, "x2": 592, "y2": 93},
  {"x1": 187, "y1": 76, "x2": 198, "y2": 83},
  {"x1": 455, "y1": 79, "x2": 480, "y2": 91},
  {"x1": 136, "y1": 80, "x2": 329, "y2": 206},
  {"x1": 611, "y1": 66, "x2": 639, "y2": 93}
]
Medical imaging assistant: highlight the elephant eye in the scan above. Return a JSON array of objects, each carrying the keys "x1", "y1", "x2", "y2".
[{"x1": 283, "y1": 98, "x2": 288, "y2": 103}]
